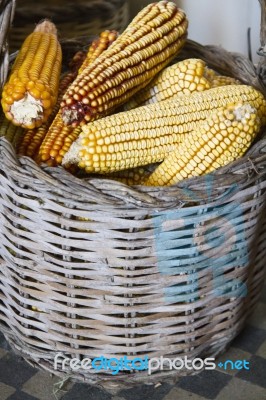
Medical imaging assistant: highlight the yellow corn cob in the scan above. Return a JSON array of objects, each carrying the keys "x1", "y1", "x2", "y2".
[
  {"x1": 98, "y1": 164, "x2": 159, "y2": 186},
  {"x1": 17, "y1": 72, "x2": 76, "y2": 158},
  {"x1": 38, "y1": 31, "x2": 119, "y2": 166},
  {"x1": 60, "y1": 1, "x2": 188, "y2": 126},
  {"x1": 62, "y1": 85, "x2": 266, "y2": 174},
  {"x1": 0, "y1": 111, "x2": 25, "y2": 149},
  {"x1": 209, "y1": 75, "x2": 241, "y2": 88},
  {"x1": 123, "y1": 61, "x2": 241, "y2": 111},
  {"x1": 17, "y1": 125, "x2": 47, "y2": 158},
  {"x1": 123, "y1": 59, "x2": 211, "y2": 110},
  {"x1": 1, "y1": 20, "x2": 62, "y2": 129},
  {"x1": 17, "y1": 50, "x2": 88, "y2": 159},
  {"x1": 144, "y1": 101, "x2": 266, "y2": 186},
  {"x1": 38, "y1": 114, "x2": 81, "y2": 165},
  {"x1": 80, "y1": 30, "x2": 119, "y2": 72},
  {"x1": 204, "y1": 67, "x2": 241, "y2": 88}
]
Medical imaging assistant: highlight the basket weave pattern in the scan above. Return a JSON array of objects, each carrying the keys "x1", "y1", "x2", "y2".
[
  {"x1": 0, "y1": 0, "x2": 266, "y2": 391},
  {"x1": 9, "y1": 0, "x2": 129, "y2": 52}
]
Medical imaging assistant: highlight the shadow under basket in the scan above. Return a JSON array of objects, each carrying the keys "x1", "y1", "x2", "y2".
[{"x1": 0, "y1": 36, "x2": 266, "y2": 393}]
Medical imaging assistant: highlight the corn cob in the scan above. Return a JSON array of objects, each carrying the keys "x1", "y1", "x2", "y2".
[
  {"x1": 17, "y1": 72, "x2": 77, "y2": 158},
  {"x1": 98, "y1": 164, "x2": 159, "y2": 186},
  {"x1": 204, "y1": 67, "x2": 241, "y2": 88},
  {"x1": 209, "y1": 75, "x2": 241, "y2": 88},
  {"x1": 17, "y1": 49, "x2": 89, "y2": 159},
  {"x1": 0, "y1": 111, "x2": 25, "y2": 149},
  {"x1": 124, "y1": 59, "x2": 211, "y2": 110},
  {"x1": 60, "y1": 1, "x2": 188, "y2": 126},
  {"x1": 38, "y1": 30, "x2": 119, "y2": 166},
  {"x1": 38, "y1": 115, "x2": 81, "y2": 165},
  {"x1": 68, "y1": 51, "x2": 87, "y2": 72},
  {"x1": 124, "y1": 61, "x2": 242, "y2": 110},
  {"x1": 62, "y1": 85, "x2": 265, "y2": 174},
  {"x1": 144, "y1": 101, "x2": 266, "y2": 186},
  {"x1": 80, "y1": 30, "x2": 119, "y2": 71},
  {"x1": 1, "y1": 20, "x2": 62, "y2": 129},
  {"x1": 17, "y1": 125, "x2": 46, "y2": 158}
]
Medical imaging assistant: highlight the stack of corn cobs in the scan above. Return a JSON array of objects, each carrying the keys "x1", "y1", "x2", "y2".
[{"x1": 1, "y1": 1, "x2": 266, "y2": 186}]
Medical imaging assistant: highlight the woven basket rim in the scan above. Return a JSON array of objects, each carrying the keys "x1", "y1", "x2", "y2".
[{"x1": 1, "y1": 129, "x2": 266, "y2": 209}]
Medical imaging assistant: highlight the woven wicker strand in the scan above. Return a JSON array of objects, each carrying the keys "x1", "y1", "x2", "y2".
[
  {"x1": 0, "y1": 0, "x2": 266, "y2": 393},
  {"x1": 0, "y1": 0, "x2": 15, "y2": 90}
]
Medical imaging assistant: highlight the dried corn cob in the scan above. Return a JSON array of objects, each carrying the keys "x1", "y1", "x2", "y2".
[
  {"x1": 204, "y1": 67, "x2": 241, "y2": 88},
  {"x1": 1, "y1": 20, "x2": 62, "y2": 129},
  {"x1": 17, "y1": 125, "x2": 47, "y2": 158},
  {"x1": 38, "y1": 31, "x2": 119, "y2": 165},
  {"x1": 38, "y1": 114, "x2": 82, "y2": 165},
  {"x1": 124, "y1": 59, "x2": 211, "y2": 110},
  {"x1": 124, "y1": 61, "x2": 241, "y2": 110},
  {"x1": 0, "y1": 111, "x2": 25, "y2": 149},
  {"x1": 17, "y1": 49, "x2": 88, "y2": 159},
  {"x1": 63, "y1": 85, "x2": 266, "y2": 174},
  {"x1": 99, "y1": 164, "x2": 159, "y2": 185},
  {"x1": 17, "y1": 72, "x2": 76, "y2": 158},
  {"x1": 60, "y1": 1, "x2": 188, "y2": 126},
  {"x1": 209, "y1": 75, "x2": 241, "y2": 88},
  {"x1": 80, "y1": 30, "x2": 119, "y2": 72},
  {"x1": 144, "y1": 101, "x2": 266, "y2": 186},
  {"x1": 68, "y1": 51, "x2": 87, "y2": 72}
]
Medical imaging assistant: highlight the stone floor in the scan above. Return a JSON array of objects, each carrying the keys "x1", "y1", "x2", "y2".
[{"x1": 0, "y1": 282, "x2": 265, "y2": 400}]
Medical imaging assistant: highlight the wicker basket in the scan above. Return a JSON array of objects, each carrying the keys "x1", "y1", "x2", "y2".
[
  {"x1": 9, "y1": 0, "x2": 129, "y2": 52},
  {"x1": 0, "y1": 0, "x2": 266, "y2": 393}
]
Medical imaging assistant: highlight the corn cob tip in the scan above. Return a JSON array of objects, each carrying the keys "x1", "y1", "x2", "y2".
[
  {"x1": 34, "y1": 19, "x2": 57, "y2": 35},
  {"x1": 62, "y1": 139, "x2": 81, "y2": 166},
  {"x1": 8, "y1": 93, "x2": 43, "y2": 129},
  {"x1": 233, "y1": 103, "x2": 256, "y2": 121},
  {"x1": 61, "y1": 103, "x2": 94, "y2": 127}
]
